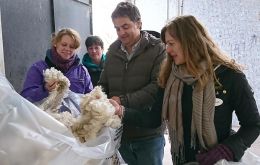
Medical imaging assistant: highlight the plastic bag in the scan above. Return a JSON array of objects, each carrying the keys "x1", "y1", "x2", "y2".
[
  {"x1": 0, "y1": 75, "x2": 123, "y2": 165},
  {"x1": 34, "y1": 90, "x2": 83, "y2": 117},
  {"x1": 61, "y1": 91, "x2": 83, "y2": 116}
]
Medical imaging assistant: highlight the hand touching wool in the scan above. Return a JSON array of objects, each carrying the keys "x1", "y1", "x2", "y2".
[
  {"x1": 40, "y1": 67, "x2": 70, "y2": 112},
  {"x1": 71, "y1": 86, "x2": 122, "y2": 143},
  {"x1": 39, "y1": 67, "x2": 75, "y2": 127}
]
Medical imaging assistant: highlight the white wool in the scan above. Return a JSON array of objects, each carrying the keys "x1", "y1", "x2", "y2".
[
  {"x1": 50, "y1": 111, "x2": 76, "y2": 128},
  {"x1": 39, "y1": 67, "x2": 74, "y2": 127},
  {"x1": 71, "y1": 86, "x2": 122, "y2": 143},
  {"x1": 39, "y1": 70, "x2": 121, "y2": 142},
  {"x1": 40, "y1": 67, "x2": 70, "y2": 112}
]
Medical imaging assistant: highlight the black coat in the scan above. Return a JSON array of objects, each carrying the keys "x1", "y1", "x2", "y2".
[
  {"x1": 181, "y1": 65, "x2": 260, "y2": 162},
  {"x1": 122, "y1": 87, "x2": 164, "y2": 140},
  {"x1": 123, "y1": 87, "x2": 164, "y2": 129},
  {"x1": 214, "y1": 65, "x2": 260, "y2": 161}
]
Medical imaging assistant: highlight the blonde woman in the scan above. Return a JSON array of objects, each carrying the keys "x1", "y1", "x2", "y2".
[
  {"x1": 21, "y1": 28, "x2": 93, "y2": 103},
  {"x1": 159, "y1": 15, "x2": 260, "y2": 165}
]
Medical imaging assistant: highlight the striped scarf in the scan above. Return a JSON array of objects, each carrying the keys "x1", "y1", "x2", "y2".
[{"x1": 162, "y1": 63, "x2": 217, "y2": 164}]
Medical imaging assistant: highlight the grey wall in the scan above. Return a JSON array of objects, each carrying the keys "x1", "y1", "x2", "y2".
[
  {"x1": 0, "y1": 9, "x2": 4, "y2": 75},
  {"x1": 0, "y1": 0, "x2": 53, "y2": 92},
  {"x1": 53, "y1": 0, "x2": 92, "y2": 57},
  {"x1": 0, "y1": 0, "x2": 92, "y2": 92},
  {"x1": 180, "y1": 0, "x2": 260, "y2": 111}
]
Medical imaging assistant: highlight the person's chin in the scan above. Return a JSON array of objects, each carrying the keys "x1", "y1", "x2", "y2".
[
  {"x1": 120, "y1": 38, "x2": 128, "y2": 44},
  {"x1": 61, "y1": 56, "x2": 72, "y2": 60},
  {"x1": 173, "y1": 59, "x2": 180, "y2": 65},
  {"x1": 175, "y1": 61, "x2": 185, "y2": 66}
]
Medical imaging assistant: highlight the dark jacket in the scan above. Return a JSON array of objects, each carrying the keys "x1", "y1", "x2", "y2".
[
  {"x1": 181, "y1": 65, "x2": 260, "y2": 162},
  {"x1": 214, "y1": 65, "x2": 260, "y2": 161},
  {"x1": 99, "y1": 31, "x2": 166, "y2": 140},
  {"x1": 123, "y1": 87, "x2": 164, "y2": 129}
]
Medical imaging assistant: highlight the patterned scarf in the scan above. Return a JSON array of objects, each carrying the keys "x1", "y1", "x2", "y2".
[
  {"x1": 46, "y1": 47, "x2": 77, "y2": 73},
  {"x1": 162, "y1": 63, "x2": 217, "y2": 163}
]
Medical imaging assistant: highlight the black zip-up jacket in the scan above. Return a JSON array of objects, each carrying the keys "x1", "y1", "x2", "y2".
[
  {"x1": 214, "y1": 65, "x2": 260, "y2": 161},
  {"x1": 181, "y1": 65, "x2": 260, "y2": 162}
]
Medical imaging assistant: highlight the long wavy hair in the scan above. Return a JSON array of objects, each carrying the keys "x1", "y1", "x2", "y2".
[{"x1": 158, "y1": 15, "x2": 242, "y2": 89}]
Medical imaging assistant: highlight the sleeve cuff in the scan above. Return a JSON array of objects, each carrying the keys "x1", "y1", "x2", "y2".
[{"x1": 119, "y1": 95, "x2": 128, "y2": 107}]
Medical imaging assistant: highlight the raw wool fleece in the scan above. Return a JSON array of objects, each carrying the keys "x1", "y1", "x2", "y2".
[
  {"x1": 39, "y1": 67, "x2": 75, "y2": 127},
  {"x1": 71, "y1": 86, "x2": 122, "y2": 143},
  {"x1": 39, "y1": 68, "x2": 122, "y2": 142}
]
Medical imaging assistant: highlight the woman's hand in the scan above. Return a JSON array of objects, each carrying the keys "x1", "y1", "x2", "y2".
[
  {"x1": 44, "y1": 80, "x2": 57, "y2": 92},
  {"x1": 196, "y1": 144, "x2": 234, "y2": 165}
]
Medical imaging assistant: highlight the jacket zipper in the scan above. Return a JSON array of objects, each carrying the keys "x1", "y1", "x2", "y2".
[
  {"x1": 125, "y1": 62, "x2": 128, "y2": 70},
  {"x1": 122, "y1": 61, "x2": 128, "y2": 94}
]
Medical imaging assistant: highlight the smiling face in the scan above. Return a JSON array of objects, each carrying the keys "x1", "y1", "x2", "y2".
[
  {"x1": 55, "y1": 35, "x2": 76, "y2": 60},
  {"x1": 87, "y1": 44, "x2": 103, "y2": 62},
  {"x1": 113, "y1": 16, "x2": 141, "y2": 50},
  {"x1": 165, "y1": 30, "x2": 185, "y2": 65}
]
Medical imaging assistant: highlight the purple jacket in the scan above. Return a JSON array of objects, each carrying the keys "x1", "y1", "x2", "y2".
[{"x1": 21, "y1": 60, "x2": 93, "y2": 102}]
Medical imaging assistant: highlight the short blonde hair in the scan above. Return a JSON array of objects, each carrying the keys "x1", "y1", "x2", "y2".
[{"x1": 51, "y1": 28, "x2": 81, "y2": 49}]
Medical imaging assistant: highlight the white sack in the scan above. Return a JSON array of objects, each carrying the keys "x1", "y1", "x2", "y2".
[{"x1": 0, "y1": 74, "x2": 122, "y2": 165}]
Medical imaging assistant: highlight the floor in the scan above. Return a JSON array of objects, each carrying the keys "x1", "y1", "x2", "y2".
[
  {"x1": 163, "y1": 134, "x2": 173, "y2": 165},
  {"x1": 163, "y1": 134, "x2": 260, "y2": 165}
]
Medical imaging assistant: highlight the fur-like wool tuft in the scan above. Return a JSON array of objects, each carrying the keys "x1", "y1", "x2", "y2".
[
  {"x1": 40, "y1": 67, "x2": 70, "y2": 112},
  {"x1": 39, "y1": 69, "x2": 121, "y2": 141},
  {"x1": 39, "y1": 67, "x2": 74, "y2": 127},
  {"x1": 71, "y1": 86, "x2": 122, "y2": 143}
]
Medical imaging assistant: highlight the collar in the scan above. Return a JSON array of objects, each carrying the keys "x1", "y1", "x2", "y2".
[{"x1": 120, "y1": 34, "x2": 142, "y2": 56}]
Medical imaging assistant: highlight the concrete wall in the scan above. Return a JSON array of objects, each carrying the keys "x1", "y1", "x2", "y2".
[
  {"x1": 180, "y1": 0, "x2": 260, "y2": 110},
  {"x1": 53, "y1": 0, "x2": 92, "y2": 56},
  {"x1": 0, "y1": 0, "x2": 53, "y2": 92},
  {"x1": 0, "y1": 10, "x2": 4, "y2": 75}
]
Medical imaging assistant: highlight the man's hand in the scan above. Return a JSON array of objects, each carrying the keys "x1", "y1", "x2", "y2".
[
  {"x1": 109, "y1": 99, "x2": 124, "y2": 118},
  {"x1": 111, "y1": 96, "x2": 121, "y2": 105}
]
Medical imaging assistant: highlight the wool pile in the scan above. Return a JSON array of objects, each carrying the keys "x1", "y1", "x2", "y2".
[
  {"x1": 71, "y1": 86, "x2": 122, "y2": 142},
  {"x1": 39, "y1": 67, "x2": 75, "y2": 127},
  {"x1": 40, "y1": 67, "x2": 122, "y2": 142}
]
